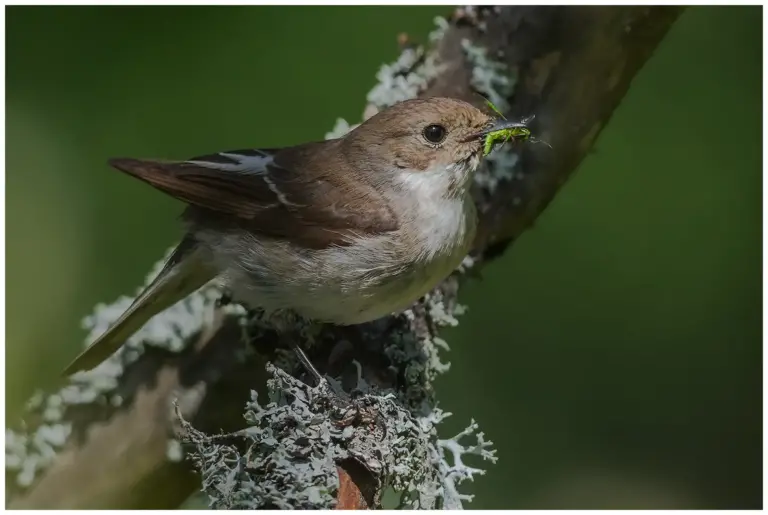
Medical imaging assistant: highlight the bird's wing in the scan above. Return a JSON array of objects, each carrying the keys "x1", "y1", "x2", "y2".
[{"x1": 108, "y1": 147, "x2": 399, "y2": 249}]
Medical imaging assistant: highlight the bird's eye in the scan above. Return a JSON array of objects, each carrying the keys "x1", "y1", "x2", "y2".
[{"x1": 422, "y1": 124, "x2": 447, "y2": 144}]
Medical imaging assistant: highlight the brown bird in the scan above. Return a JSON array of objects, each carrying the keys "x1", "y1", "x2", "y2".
[{"x1": 64, "y1": 97, "x2": 505, "y2": 380}]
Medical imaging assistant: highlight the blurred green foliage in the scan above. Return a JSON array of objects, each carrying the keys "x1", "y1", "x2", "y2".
[{"x1": 6, "y1": 5, "x2": 761, "y2": 509}]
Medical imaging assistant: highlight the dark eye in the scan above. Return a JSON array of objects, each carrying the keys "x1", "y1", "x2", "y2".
[{"x1": 422, "y1": 124, "x2": 447, "y2": 144}]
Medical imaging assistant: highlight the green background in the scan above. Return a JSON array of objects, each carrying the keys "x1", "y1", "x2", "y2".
[{"x1": 6, "y1": 6, "x2": 762, "y2": 509}]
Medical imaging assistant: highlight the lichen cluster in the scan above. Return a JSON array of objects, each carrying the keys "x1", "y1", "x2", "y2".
[
  {"x1": 179, "y1": 364, "x2": 428, "y2": 509},
  {"x1": 5, "y1": 247, "x2": 249, "y2": 488},
  {"x1": 460, "y1": 37, "x2": 526, "y2": 197},
  {"x1": 326, "y1": 16, "x2": 449, "y2": 140},
  {"x1": 181, "y1": 328, "x2": 496, "y2": 510}
]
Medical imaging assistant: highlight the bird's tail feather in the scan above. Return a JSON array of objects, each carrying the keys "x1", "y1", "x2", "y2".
[{"x1": 63, "y1": 238, "x2": 215, "y2": 376}]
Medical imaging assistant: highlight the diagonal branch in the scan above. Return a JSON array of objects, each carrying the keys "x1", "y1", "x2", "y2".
[{"x1": 6, "y1": 5, "x2": 683, "y2": 510}]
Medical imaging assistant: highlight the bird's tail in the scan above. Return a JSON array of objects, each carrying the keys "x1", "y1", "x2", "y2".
[{"x1": 63, "y1": 237, "x2": 216, "y2": 375}]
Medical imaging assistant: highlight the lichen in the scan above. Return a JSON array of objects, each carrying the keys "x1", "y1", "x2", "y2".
[
  {"x1": 365, "y1": 16, "x2": 447, "y2": 112},
  {"x1": 5, "y1": 246, "x2": 246, "y2": 489},
  {"x1": 178, "y1": 263, "x2": 494, "y2": 508},
  {"x1": 324, "y1": 118, "x2": 358, "y2": 140},
  {"x1": 178, "y1": 366, "x2": 386, "y2": 509},
  {"x1": 179, "y1": 345, "x2": 494, "y2": 510},
  {"x1": 475, "y1": 150, "x2": 519, "y2": 193},
  {"x1": 432, "y1": 413, "x2": 498, "y2": 509},
  {"x1": 461, "y1": 38, "x2": 524, "y2": 195},
  {"x1": 166, "y1": 438, "x2": 184, "y2": 463},
  {"x1": 6, "y1": 423, "x2": 73, "y2": 488},
  {"x1": 461, "y1": 38, "x2": 514, "y2": 112},
  {"x1": 429, "y1": 16, "x2": 450, "y2": 43}
]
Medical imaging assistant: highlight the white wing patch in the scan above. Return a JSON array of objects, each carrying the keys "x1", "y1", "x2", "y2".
[
  {"x1": 184, "y1": 149, "x2": 301, "y2": 210},
  {"x1": 186, "y1": 151, "x2": 274, "y2": 174}
]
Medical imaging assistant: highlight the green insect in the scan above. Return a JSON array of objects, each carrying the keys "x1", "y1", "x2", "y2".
[{"x1": 481, "y1": 100, "x2": 551, "y2": 156}]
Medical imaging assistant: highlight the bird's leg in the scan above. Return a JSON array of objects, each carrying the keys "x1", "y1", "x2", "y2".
[
  {"x1": 230, "y1": 299, "x2": 326, "y2": 387},
  {"x1": 285, "y1": 337, "x2": 324, "y2": 386},
  {"x1": 271, "y1": 310, "x2": 326, "y2": 387}
]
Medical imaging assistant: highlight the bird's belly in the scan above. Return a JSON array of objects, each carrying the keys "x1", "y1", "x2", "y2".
[
  {"x1": 306, "y1": 252, "x2": 462, "y2": 325},
  {"x1": 215, "y1": 233, "x2": 468, "y2": 326}
]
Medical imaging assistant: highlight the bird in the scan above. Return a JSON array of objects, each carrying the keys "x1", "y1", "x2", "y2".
[{"x1": 64, "y1": 96, "x2": 506, "y2": 381}]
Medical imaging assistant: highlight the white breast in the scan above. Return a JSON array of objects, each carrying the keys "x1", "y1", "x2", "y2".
[{"x1": 394, "y1": 166, "x2": 472, "y2": 261}]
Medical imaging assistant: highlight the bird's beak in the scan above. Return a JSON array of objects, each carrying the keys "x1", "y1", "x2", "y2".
[
  {"x1": 480, "y1": 115, "x2": 536, "y2": 137},
  {"x1": 463, "y1": 115, "x2": 536, "y2": 142}
]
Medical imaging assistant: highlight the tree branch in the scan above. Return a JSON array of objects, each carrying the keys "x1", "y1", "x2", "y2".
[
  {"x1": 336, "y1": 464, "x2": 373, "y2": 510},
  {"x1": 7, "y1": 5, "x2": 683, "y2": 510}
]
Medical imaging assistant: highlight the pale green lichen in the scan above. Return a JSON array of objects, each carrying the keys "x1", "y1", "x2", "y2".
[
  {"x1": 461, "y1": 38, "x2": 524, "y2": 195},
  {"x1": 6, "y1": 423, "x2": 73, "y2": 488},
  {"x1": 475, "y1": 150, "x2": 519, "y2": 193},
  {"x1": 5, "y1": 245, "x2": 245, "y2": 489},
  {"x1": 461, "y1": 38, "x2": 514, "y2": 112},
  {"x1": 180, "y1": 318, "x2": 495, "y2": 510},
  {"x1": 178, "y1": 366, "x2": 373, "y2": 509},
  {"x1": 328, "y1": 16, "x2": 446, "y2": 140},
  {"x1": 429, "y1": 16, "x2": 450, "y2": 43},
  {"x1": 366, "y1": 17, "x2": 447, "y2": 111},
  {"x1": 433, "y1": 414, "x2": 498, "y2": 509},
  {"x1": 324, "y1": 118, "x2": 359, "y2": 140},
  {"x1": 166, "y1": 438, "x2": 184, "y2": 463}
]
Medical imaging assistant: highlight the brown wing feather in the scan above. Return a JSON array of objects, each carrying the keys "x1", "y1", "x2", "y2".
[
  {"x1": 108, "y1": 145, "x2": 399, "y2": 249},
  {"x1": 108, "y1": 158, "x2": 278, "y2": 218}
]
